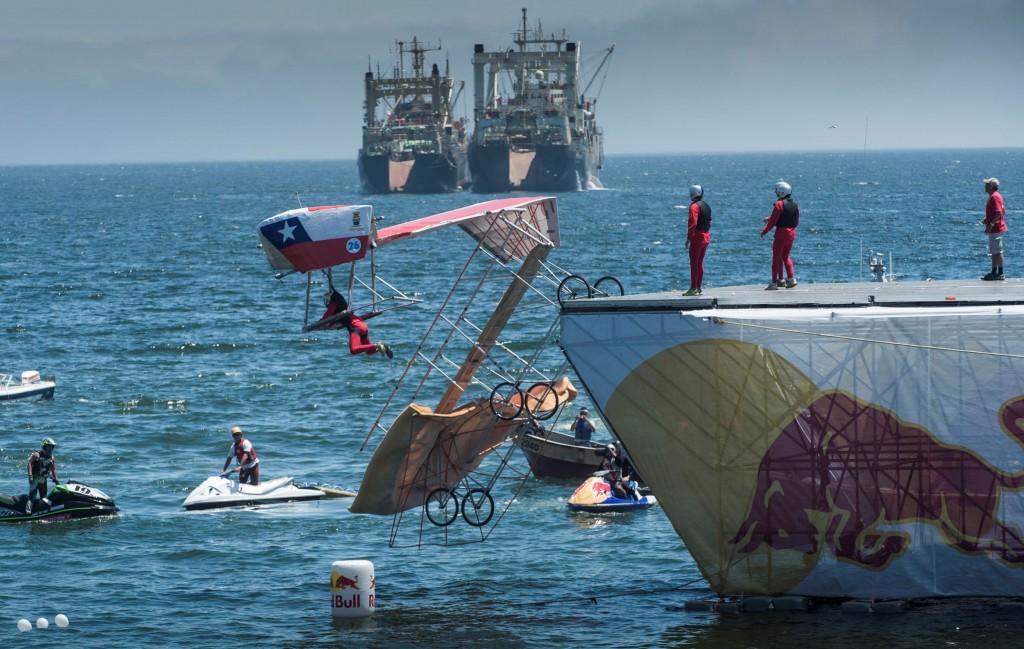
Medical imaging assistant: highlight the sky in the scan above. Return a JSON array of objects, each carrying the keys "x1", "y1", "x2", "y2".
[{"x1": 1, "y1": 0, "x2": 1021, "y2": 165}]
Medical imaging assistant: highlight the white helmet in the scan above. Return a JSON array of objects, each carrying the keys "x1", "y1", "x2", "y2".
[
  {"x1": 689, "y1": 184, "x2": 703, "y2": 200},
  {"x1": 774, "y1": 181, "x2": 792, "y2": 198}
]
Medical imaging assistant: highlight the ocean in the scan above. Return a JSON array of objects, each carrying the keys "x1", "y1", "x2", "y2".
[{"x1": 2, "y1": 149, "x2": 1022, "y2": 648}]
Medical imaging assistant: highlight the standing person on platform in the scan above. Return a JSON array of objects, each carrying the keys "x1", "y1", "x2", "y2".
[
  {"x1": 982, "y1": 177, "x2": 1007, "y2": 281},
  {"x1": 760, "y1": 181, "x2": 800, "y2": 290},
  {"x1": 684, "y1": 184, "x2": 712, "y2": 296}
]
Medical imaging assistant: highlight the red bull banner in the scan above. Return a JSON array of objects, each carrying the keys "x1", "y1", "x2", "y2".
[{"x1": 560, "y1": 304, "x2": 1024, "y2": 598}]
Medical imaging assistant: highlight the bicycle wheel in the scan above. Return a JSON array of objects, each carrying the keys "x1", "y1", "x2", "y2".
[
  {"x1": 461, "y1": 488, "x2": 495, "y2": 527},
  {"x1": 557, "y1": 275, "x2": 591, "y2": 306},
  {"x1": 525, "y1": 382, "x2": 560, "y2": 421},
  {"x1": 424, "y1": 488, "x2": 459, "y2": 527},
  {"x1": 489, "y1": 382, "x2": 524, "y2": 420},
  {"x1": 592, "y1": 275, "x2": 624, "y2": 298}
]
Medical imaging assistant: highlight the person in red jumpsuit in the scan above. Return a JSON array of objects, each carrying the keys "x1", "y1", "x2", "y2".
[
  {"x1": 760, "y1": 181, "x2": 799, "y2": 290},
  {"x1": 684, "y1": 184, "x2": 711, "y2": 296},
  {"x1": 321, "y1": 288, "x2": 392, "y2": 358},
  {"x1": 982, "y1": 177, "x2": 1007, "y2": 280}
]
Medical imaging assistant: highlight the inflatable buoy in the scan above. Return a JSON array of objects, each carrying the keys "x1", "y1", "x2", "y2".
[{"x1": 330, "y1": 560, "x2": 375, "y2": 618}]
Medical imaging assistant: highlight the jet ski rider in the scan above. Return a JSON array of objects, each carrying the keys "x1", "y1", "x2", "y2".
[
  {"x1": 599, "y1": 443, "x2": 641, "y2": 500},
  {"x1": 27, "y1": 438, "x2": 60, "y2": 503},
  {"x1": 223, "y1": 427, "x2": 260, "y2": 485}
]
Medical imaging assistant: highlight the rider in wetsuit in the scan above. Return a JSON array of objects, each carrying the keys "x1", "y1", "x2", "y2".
[
  {"x1": 223, "y1": 427, "x2": 260, "y2": 486},
  {"x1": 27, "y1": 438, "x2": 59, "y2": 506}
]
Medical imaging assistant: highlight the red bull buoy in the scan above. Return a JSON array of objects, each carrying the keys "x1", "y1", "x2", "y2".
[{"x1": 330, "y1": 560, "x2": 375, "y2": 618}]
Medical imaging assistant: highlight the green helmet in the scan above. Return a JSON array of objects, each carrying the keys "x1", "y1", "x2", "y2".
[{"x1": 41, "y1": 437, "x2": 57, "y2": 449}]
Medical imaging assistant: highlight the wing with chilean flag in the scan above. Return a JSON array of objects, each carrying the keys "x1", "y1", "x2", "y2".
[
  {"x1": 257, "y1": 205, "x2": 372, "y2": 273},
  {"x1": 258, "y1": 197, "x2": 559, "y2": 273}
]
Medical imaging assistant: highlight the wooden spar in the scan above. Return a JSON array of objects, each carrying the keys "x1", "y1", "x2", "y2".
[
  {"x1": 320, "y1": 487, "x2": 358, "y2": 498},
  {"x1": 433, "y1": 243, "x2": 552, "y2": 415}
]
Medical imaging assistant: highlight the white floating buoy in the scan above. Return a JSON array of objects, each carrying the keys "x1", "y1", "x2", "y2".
[
  {"x1": 55, "y1": 614, "x2": 69, "y2": 628},
  {"x1": 330, "y1": 560, "x2": 375, "y2": 618},
  {"x1": 36, "y1": 618, "x2": 49, "y2": 629},
  {"x1": 17, "y1": 619, "x2": 31, "y2": 632}
]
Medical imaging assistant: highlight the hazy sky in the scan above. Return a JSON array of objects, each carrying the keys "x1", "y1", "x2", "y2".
[{"x1": 1, "y1": 0, "x2": 1021, "y2": 165}]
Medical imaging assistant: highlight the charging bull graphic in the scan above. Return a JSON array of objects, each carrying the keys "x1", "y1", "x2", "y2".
[
  {"x1": 597, "y1": 335, "x2": 1024, "y2": 596},
  {"x1": 729, "y1": 392, "x2": 1024, "y2": 569},
  {"x1": 333, "y1": 574, "x2": 360, "y2": 589}
]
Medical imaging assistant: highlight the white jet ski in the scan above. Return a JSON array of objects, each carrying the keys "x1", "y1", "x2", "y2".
[{"x1": 182, "y1": 475, "x2": 325, "y2": 511}]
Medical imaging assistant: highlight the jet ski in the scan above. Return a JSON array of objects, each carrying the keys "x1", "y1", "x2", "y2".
[
  {"x1": 182, "y1": 475, "x2": 325, "y2": 511},
  {"x1": 567, "y1": 475, "x2": 658, "y2": 513},
  {"x1": 0, "y1": 480, "x2": 119, "y2": 523}
]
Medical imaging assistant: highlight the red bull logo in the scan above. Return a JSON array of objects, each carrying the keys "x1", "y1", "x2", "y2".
[
  {"x1": 332, "y1": 573, "x2": 359, "y2": 590},
  {"x1": 729, "y1": 392, "x2": 1024, "y2": 569}
]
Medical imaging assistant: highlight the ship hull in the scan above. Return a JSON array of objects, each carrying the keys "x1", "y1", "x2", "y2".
[
  {"x1": 358, "y1": 148, "x2": 469, "y2": 194},
  {"x1": 469, "y1": 141, "x2": 598, "y2": 193},
  {"x1": 560, "y1": 279, "x2": 1024, "y2": 600}
]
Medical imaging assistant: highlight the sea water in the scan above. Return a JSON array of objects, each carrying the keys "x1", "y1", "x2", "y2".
[{"x1": 1, "y1": 150, "x2": 1022, "y2": 648}]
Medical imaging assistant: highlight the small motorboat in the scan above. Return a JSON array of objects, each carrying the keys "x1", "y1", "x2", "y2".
[
  {"x1": 567, "y1": 475, "x2": 658, "y2": 513},
  {"x1": 0, "y1": 371, "x2": 56, "y2": 402},
  {"x1": 0, "y1": 480, "x2": 119, "y2": 523},
  {"x1": 182, "y1": 475, "x2": 326, "y2": 511},
  {"x1": 517, "y1": 428, "x2": 609, "y2": 479}
]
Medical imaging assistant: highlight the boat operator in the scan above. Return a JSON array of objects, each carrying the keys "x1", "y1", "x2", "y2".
[
  {"x1": 571, "y1": 407, "x2": 595, "y2": 445},
  {"x1": 223, "y1": 427, "x2": 260, "y2": 486},
  {"x1": 27, "y1": 437, "x2": 59, "y2": 504}
]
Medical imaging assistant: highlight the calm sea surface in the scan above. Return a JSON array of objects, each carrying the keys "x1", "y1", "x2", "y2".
[{"x1": 2, "y1": 150, "x2": 1023, "y2": 648}]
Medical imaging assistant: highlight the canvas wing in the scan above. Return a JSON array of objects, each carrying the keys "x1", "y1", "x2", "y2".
[
  {"x1": 375, "y1": 196, "x2": 559, "y2": 262},
  {"x1": 349, "y1": 399, "x2": 519, "y2": 516}
]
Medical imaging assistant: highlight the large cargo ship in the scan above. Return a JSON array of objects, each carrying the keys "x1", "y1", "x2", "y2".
[
  {"x1": 560, "y1": 280, "x2": 1024, "y2": 599},
  {"x1": 358, "y1": 38, "x2": 469, "y2": 194},
  {"x1": 469, "y1": 10, "x2": 614, "y2": 193}
]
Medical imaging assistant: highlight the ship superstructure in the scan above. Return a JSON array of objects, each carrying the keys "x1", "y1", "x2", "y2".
[
  {"x1": 358, "y1": 38, "x2": 469, "y2": 194},
  {"x1": 469, "y1": 10, "x2": 613, "y2": 193}
]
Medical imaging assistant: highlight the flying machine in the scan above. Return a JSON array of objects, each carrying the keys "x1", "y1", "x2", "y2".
[
  {"x1": 257, "y1": 202, "x2": 421, "y2": 332},
  {"x1": 257, "y1": 196, "x2": 624, "y2": 547}
]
